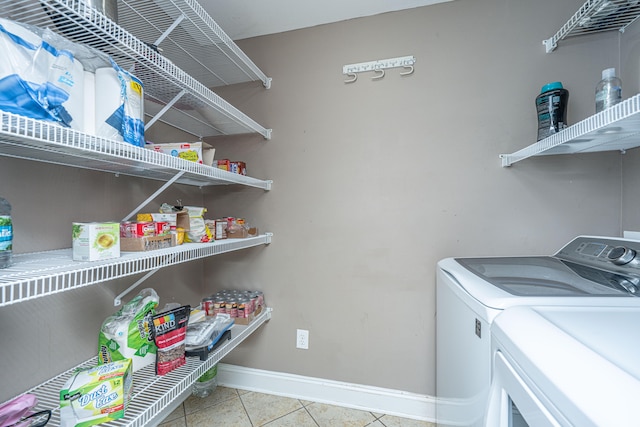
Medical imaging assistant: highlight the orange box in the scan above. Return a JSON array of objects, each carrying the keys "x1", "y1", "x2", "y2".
[{"x1": 213, "y1": 159, "x2": 231, "y2": 171}]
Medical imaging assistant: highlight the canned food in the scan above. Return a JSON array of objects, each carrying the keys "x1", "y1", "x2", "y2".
[
  {"x1": 132, "y1": 221, "x2": 155, "y2": 237},
  {"x1": 226, "y1": 298, "x2": 238, "y2": 318},
  {"x1": 213, "y1": 297, "x2": 226, "y2": 315},
  {"x1": 202, "y1": 297, "x2": 215, "y2": 316},
  {"x1": 215, "y1": 220, "x2": 227, "y2": 240},
  {"x1": 237, "y1": 297, "x2": 250, "y2": 318},
  {"x1": 244, "y1": 292, "x2": 256, "y2": 314},
  {"x1": 251, "y1": 291, "x2": 264, "y2": 309},
  {"x1": 120, "y1": 221, "x2": 134, "y2": 238},
  {"x1": 155, "y1": 221, "x2": 170, "y2": 236}
]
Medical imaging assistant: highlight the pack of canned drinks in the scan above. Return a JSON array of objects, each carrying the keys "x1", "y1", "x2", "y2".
[{"x1": 201, "y1": 290, "x2": 265, "y2": 325}]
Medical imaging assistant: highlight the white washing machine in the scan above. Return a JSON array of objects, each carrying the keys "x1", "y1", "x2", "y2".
[
  {"x1": 436, "y1": 236, "x2": 640, "y2": 427},
  {"x1": 486, "y1": 305, "x2": 640, "y2": 426}
]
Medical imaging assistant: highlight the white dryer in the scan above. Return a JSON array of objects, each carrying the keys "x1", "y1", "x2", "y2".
[
  {"x1": 436, "y1": 236, "x2": 640, "y2": 427},
  {"x1": 486, "y1": 305, "x2": 640, "y2": 426}
]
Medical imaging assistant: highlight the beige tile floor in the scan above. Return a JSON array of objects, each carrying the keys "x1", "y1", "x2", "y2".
[{"x1": 159, "y1": 386, "x2": 435, "y2": 427}]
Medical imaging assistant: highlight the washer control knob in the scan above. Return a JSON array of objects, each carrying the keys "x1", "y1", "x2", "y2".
[{"x1": 608, "y1": 246, "x2": 637, "y2": 265}]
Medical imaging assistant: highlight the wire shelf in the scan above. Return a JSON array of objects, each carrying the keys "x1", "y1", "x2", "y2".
[
  {"x1": 0, "y1": 0, "x2": 271, "y2": 139},
  {"x1": 500, "y1": 93, "x2": 640, "y2": 166},
  {"x1": 117, "y1": 0, "x2": 271, "y2": 89},
  {"x1": 5, "y1": 307, "x2": 272, "y2": 427},
  {"x1": 544, "y1": 0, "x2": 640, "y2": 52},
  {"x1": 0, "y1": 234, "x2": 273, "y2": 307},
  {"x1": 0, "y1": 111, "x2": 272, "y2": 189}
]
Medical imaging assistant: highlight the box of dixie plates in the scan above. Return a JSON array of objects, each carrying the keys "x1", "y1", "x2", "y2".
[
  {"x1": 72, "y1": 222, "x2": 120, "y2": 261},
  {"x1": 60, "y1": 359, "x2": 132, "y2": 427}
]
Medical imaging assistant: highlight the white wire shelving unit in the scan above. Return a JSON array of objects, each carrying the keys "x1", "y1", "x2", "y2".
[
  {"x1": 0, "y1": 235, "x2": 273, "y2": 307},
  {"x1": 0, "y1": 111, "x2": 272, "y2": 189},
  {"x1": 500, "y1": 93, "x2": 640, "y2": 167},
  {"x1": 544, "y1": 0, "x2": 640, "y2": 53},
  {"x1": 0, "y1": 0, "x2": 272, "y2": 139},
  {"x1": 13, "y1": 307, "x2": 272, "y2": 427}
]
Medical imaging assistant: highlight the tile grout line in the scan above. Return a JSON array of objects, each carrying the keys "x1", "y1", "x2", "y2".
[
  {"x1": 237, "y1": 389, "x2": 256, "y2": 427},
  {"x1": 301, "y1": 400, "x2": 321, "y2": 427}
]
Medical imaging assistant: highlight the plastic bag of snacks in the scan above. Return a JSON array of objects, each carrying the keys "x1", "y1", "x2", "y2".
[
  {"x1": 184, "y1": 206, "x2": 212, "y2": 243},
  {"x1": 98, "y1": 288, "x2": 159, "y2": 372},
  {"x1": 152, "y1": 305, "x2": 191, "y2": 375}
]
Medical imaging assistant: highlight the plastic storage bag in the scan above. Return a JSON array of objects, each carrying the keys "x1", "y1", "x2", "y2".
[
  {"x1": 94, "y1": 59, "x2": 145, "y2": 147},
  {"x1": 184, "y1": 206, "x2": 212, "y2": 243},
  {"x1": 98, "y1": 288, "x2": 159, "y2": 372},
  {"x1": 185, "y1": 314, "x2": 234, "y2": 360},
  {"x1": 0, "y1": 17, "x2": 84, "y2": 130}
]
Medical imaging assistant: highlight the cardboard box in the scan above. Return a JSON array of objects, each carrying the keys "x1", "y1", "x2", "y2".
[
  {"x1": 72, "y1": 222, "x2": 120, "y2": 261},
  {"x1": 120, "y1": 235, "x2": 174, "y2": 252},
  {"x1": 227, "y1": 227, "x2": 259, "y2": 239},
  {"x1": 213, "y1": 159, "x2": 231, "y2": 171},
  {"x1": 59, "y1": 359, "x2": 132, "y2": 427},
  {"x1": 148, "y1": 142, "x2": 215, "y2": 166},
  {"x1": 234, "y1": 304, "x2": 263, "y2": 325}
]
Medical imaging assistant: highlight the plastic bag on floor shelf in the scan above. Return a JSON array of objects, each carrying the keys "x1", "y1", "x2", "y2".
[{"x1": 98, "y1": 288, "x2": 159, "y2": 372}]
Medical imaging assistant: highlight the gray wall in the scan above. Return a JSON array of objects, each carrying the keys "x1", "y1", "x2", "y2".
[
  {"x1": 0, "y1": 0, "x2": 635, "y2": 404},
  {"x1": 202, "y1": 0, "x2": 626, "y2": 396}
]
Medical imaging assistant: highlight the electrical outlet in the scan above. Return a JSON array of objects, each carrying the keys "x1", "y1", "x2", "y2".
[{"x1": 296, "y1": 329, "x2": 309, "y2": 349}]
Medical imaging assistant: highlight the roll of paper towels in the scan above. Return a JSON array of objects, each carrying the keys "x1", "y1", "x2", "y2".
[
  {"x1": 83, "y1": 70, "x2": 96, "y2": 135},
  {"x1": 94, "y1": 65, "x2": 145, "y2": 146},
  {"x1": 95, "y1": 66, "x2": 124, "y2": 142},
  {"x1": 49, "y1": 51, "x2": 85, "y2": 132}
]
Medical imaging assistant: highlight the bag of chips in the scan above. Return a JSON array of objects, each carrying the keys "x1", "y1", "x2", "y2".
[{"x1": 152, "y1": 305, "x2": 191, "y2": 375}]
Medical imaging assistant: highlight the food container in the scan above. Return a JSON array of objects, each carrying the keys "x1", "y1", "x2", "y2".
[{"x1": 72, "y1": 222, "x2": 120, "y2": 261}]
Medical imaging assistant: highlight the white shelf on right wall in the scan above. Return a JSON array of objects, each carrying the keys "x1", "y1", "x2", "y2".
[
  {"x1": 500, "y1": 93, "x2": 640, "y2": 167},
  {"x1": 543, "y1": 0, "x2": 640, "y2": 53}
]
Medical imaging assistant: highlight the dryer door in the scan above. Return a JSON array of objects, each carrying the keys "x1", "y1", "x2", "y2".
[{"x1": 484, "y1": 351, "x2": 565, "y2": 427}]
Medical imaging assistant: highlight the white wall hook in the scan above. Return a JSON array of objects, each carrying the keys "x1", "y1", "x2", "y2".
[
  {"x1": 400, "y1": 65, "x2": 414, "y2": 76},
  {"x1": 372, "y1": 69, "x2": 385, "y2": 80},
  {"x1": 342, "y1": 55, "x2": 415, "y2": 83}
]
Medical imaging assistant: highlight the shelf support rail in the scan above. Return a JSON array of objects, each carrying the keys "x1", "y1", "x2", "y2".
[
  {"x1": 114, "y1": 265, "x2": 167, "y2": 306},
  {"x1": 121, "y1": 170, "x2": 186, "y2": 221},
  {"x1": 145, "y1": 89, "x2": 187, "y2": 131},
  {"x1": 154, "y1": 13, "x2": 186, "y2": 48}
]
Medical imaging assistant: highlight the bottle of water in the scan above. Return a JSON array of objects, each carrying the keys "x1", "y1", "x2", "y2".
[
  {"x1": 0, "y1": 197, "x2": 12, "y2": 269},
  {"x1": 192, "y1": 364, "x2": 217, "y2": 398},
  {"x1": 596, "y1": 68, "x2": 622, "y2": 113}
]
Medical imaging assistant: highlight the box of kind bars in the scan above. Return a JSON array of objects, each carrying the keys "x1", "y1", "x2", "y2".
[{"x1": 59, "y1": 359, "x2": 132, "y2": 427}]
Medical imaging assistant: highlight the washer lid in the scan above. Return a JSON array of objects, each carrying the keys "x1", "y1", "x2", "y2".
[{"x1": 455, "y1": 256, "x2": 635, "y2": 297}]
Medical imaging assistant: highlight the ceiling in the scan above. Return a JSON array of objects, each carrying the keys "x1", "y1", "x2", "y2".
[{"x1": 198, "y1": 0, "x2": 454, "y2": 40}]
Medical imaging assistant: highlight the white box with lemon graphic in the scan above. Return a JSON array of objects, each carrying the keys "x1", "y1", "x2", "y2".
[{"x1": 72, "y1": 222, "x2": 120, "y2": 261}]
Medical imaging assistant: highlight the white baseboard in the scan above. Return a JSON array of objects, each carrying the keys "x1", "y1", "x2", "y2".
[{"x1": 217, "y1": 363, "x2": 436, "y2": 422}]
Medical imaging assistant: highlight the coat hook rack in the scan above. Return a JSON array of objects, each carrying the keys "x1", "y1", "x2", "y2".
[{"x1": 343, "y1": 55, "x2": 415, "y2": 83}]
